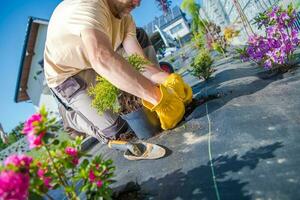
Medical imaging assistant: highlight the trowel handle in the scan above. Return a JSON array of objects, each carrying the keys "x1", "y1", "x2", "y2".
[
  {"x1": 108, "y1": 140, "x2": 129, "y2": 151},
  {"x1": 108, "y1": 140, "x2": 143, "y2": 156}
]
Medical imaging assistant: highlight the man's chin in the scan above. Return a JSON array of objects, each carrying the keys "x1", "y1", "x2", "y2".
[{"x1": 119, "y1": 11, "x2": 131, "y2": 18}]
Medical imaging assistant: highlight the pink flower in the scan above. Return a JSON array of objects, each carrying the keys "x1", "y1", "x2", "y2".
[
  {"x1": 72, "y1": 158, "x2": 79, "y2": 165},
  {"x1": 27, "y1": 131, "x2": 45, "y2": 149},
  {"x1": 23, "y1": 113, "x2": 43, "y2": 135},
  {"x1": 37, "y1": 169, "x2": 52, "y2": 189},
  {"x1": 4, "y1": 155, "x2": 32, "y2": 169},
  {"x1": 0, "y1": 170, "x2": 30, "y2": 200},
  {"x1": 65, "y1": 147, "x2": 78, "y2": 157},
  {"x1": 37, "y1": 169, "x2": 45, "y2": 177},
  {"x1": 89, "y1": 170, "x2": 96, "y2": 182},
  {"x1": 96, "y1": 180, "x2": 103, "y2": 188},
  {"x1": 23, "y1": 113, "x2": 46, "y2": 149},
  {"x1": 43, "y1": 177, "x2": 52, "y2": 189}
]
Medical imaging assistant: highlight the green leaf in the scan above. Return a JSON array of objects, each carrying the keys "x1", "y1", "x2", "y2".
[
  {"x1": 91, "y1": 183, "x2": 98, "y2": 191},
  {"x1": 80, "y1": 168, "x2": 87, "y2": 178},
  {"x1": 81, "y1": 159, "x2": 89, "y2": 168},
  {"x1": 80, "y1": 184, "x2": 90, "y2": 192},
  {"x1": 29, "y1": 191, "x2": 44, "y2": 200},
  {"x1": 39, "y1": 105, "x2": 48, "y2": 117},
  {"x1": 51, "y1": 139, "x2": 60, "y2": 145},
  {"x1": 65, "y1": 186, "x2": 74, "y2": 193}
]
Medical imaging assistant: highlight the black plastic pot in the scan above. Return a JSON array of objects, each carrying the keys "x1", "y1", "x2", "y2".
[
  {"x1": 159, "y1": 61, "x2": 174, "y2": 73},
  {"x1": 121, "y1": 107, "x2": 161, "y2": 140}
]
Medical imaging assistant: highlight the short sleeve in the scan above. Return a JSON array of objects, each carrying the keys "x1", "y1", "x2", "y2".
[
  {"x1": 67, "y1": 0, "x2": 109, "y2": 37},
  {"x1": 124, "y1": 15, "x2": 137, "y2": 40}
]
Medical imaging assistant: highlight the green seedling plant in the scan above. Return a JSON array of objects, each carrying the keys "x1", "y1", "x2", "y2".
[
  {"x1": 191, "y1": 49, "x2": 214, "y2": 80},
  {"x1": 88, "y1": 54, "x2": 150, "y2": 114}
]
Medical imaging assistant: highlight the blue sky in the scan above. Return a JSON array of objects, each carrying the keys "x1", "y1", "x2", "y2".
[{"x1": 0, "y1": 0, "x2": 185, "y2": 132}]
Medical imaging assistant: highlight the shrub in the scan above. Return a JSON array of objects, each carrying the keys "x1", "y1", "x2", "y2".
[
  {"x1": 88, "y1": 54, "x2": 149, "y2": 114},
  {"x1": 206, "y1": 22, "x2": 227, "y2": 54},
  {"x1": 212, "y1": 42, "x2": 226, "y2": 54},
  {"x1": 191, "y1": 50, "x2": 214, "y2": 80},
  {"x1": 192, "y1": 32, "x2": 205, "y2": 49}
]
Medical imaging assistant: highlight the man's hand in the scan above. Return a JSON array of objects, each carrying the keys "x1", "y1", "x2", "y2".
[
  {"x1": 80, "y1": 28, "x2": 160, "y2": 105},
  {"x1": 163, "y1": 73, "x2": 193, "y2": 105},
  {"x1": 142, "y1": 85, "x2": 185, "y2": 130}
]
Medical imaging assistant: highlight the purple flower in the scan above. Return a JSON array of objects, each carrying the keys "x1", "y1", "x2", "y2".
[
  {"x1": 291, "y1": 29, "x2": 300, "y2": 45},
  {"x1": 248, "y1": 34, "x2": 261, "y2": 45},
  {"x1": 280, "y1": 12, "x2": 290, "y2": 21},
  {"x1": 268, "y1": 10, "x2": 278, "y2": 21},
  {"x1": 264, "y1": 59, "x2": 273, "y2": 69},
  {"x1": 267, "y1": 26, "x2": 276, "y2": 37},
  {"x1": 243, "y1": 5, "x2": 299, "y2": 70},
  {"x1": 278, "y1": 12, "x2": 290, "y2": 25}
]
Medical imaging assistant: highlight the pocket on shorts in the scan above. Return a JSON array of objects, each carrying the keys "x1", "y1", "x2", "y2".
[{"x1": 55, "y1": 76, "x2": 87, "y2": 102}]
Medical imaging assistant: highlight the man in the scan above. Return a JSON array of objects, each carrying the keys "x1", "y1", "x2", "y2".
[{"x1": 44, "y1": 0, "x2": 192, "y2": 144}]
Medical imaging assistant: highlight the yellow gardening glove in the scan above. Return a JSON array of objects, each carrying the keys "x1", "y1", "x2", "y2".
[
  {"x1": 142, "y1": 85, "x2": 185, "y2": 130},
  {"x1": 163, "y1": 73, "x2": 193, "y2": 105}
]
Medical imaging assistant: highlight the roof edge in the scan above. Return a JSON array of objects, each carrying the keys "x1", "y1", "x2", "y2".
[{"x1": 14, "y1": 16, "x2": 49, "y2": 103}]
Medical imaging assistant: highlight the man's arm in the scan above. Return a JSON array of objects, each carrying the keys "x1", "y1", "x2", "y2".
[
  {"x1": 80, "y1": 29, "x2": 160, "y2": 105},
  {"x1": 122, "y1": 35, "x2": 169, "y2": 84}
]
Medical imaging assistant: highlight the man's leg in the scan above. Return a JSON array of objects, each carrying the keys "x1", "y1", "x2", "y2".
[
  {"x1": 143, "y1": 45, "x2": 159, "y2": 65},
  {"x1": 52, "y1": 69, "x2": 130, "y2": 143},
  {"x1": 136, "y1": 27, "x2": 160, "y2": 65}
]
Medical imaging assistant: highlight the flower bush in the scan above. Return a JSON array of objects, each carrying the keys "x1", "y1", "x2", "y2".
[
  {"x1": 206, "y1": 22, "x2": 227, "y2": 55},
  {"x1": 238, "y1": 4, "x2": 300, "y2": 70},
  {"x1": 0, "y1": 106, "x2": 115, "y2": 200},
  {"x1": 191, "y1": 49, "x2": 214, "y2": 80}
]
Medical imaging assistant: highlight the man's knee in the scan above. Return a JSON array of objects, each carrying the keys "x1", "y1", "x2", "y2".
[{"x1": 136, "y1": 27, "x2": 152, "y2": 49}]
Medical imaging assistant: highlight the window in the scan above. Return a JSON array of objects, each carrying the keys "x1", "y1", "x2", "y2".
[{"x1": 170, "y1": 23, "x2": 183, "y2": 34}]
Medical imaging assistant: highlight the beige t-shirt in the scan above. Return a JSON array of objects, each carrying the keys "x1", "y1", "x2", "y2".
[{"x1": 44, "y1": 0, "x2": 136, "y2": 88}]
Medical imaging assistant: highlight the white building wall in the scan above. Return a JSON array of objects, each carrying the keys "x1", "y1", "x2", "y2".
[
  {"x1": 201, "y1": 0, "x2": 283, "y2": 44},
  {"x1": 163, "y1": 18, "x2": 190, "y2": 39},
  {"x1": 26, "y1": 24, "x2": 59, "y2": 115},
  {"x1": 26, "y1": 24, "x2": 47, "y2": 107}
]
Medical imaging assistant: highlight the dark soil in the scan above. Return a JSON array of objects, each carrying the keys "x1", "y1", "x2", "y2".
[{"x1": 118, "y1": 92, "x2": 142, "y2": 115}]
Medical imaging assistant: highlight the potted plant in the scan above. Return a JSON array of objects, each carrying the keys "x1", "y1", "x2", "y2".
[
  {"x1": 191, "y1": 49, "x2": 214, "y2": 81},
  {"x1": 88, "y1": 54, "x2": 161, "y2": 139}
]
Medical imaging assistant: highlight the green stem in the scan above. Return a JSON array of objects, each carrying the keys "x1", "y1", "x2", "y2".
[{"x1": 44, "y1": 145, "x2": 75, "y2": 200}]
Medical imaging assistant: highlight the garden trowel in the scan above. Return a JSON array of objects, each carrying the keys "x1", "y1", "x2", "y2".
[
  {"x1": 108, "y1": 140, "x2": 143, "y2": 156},
  {"x1": 108, "y1": 140, "x2": 166, "y2": 160}
]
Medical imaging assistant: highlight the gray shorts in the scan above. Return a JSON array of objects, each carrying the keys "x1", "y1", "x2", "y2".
[{"x1": 51, "y1": 69, "x2": 129, "y2": 144}]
